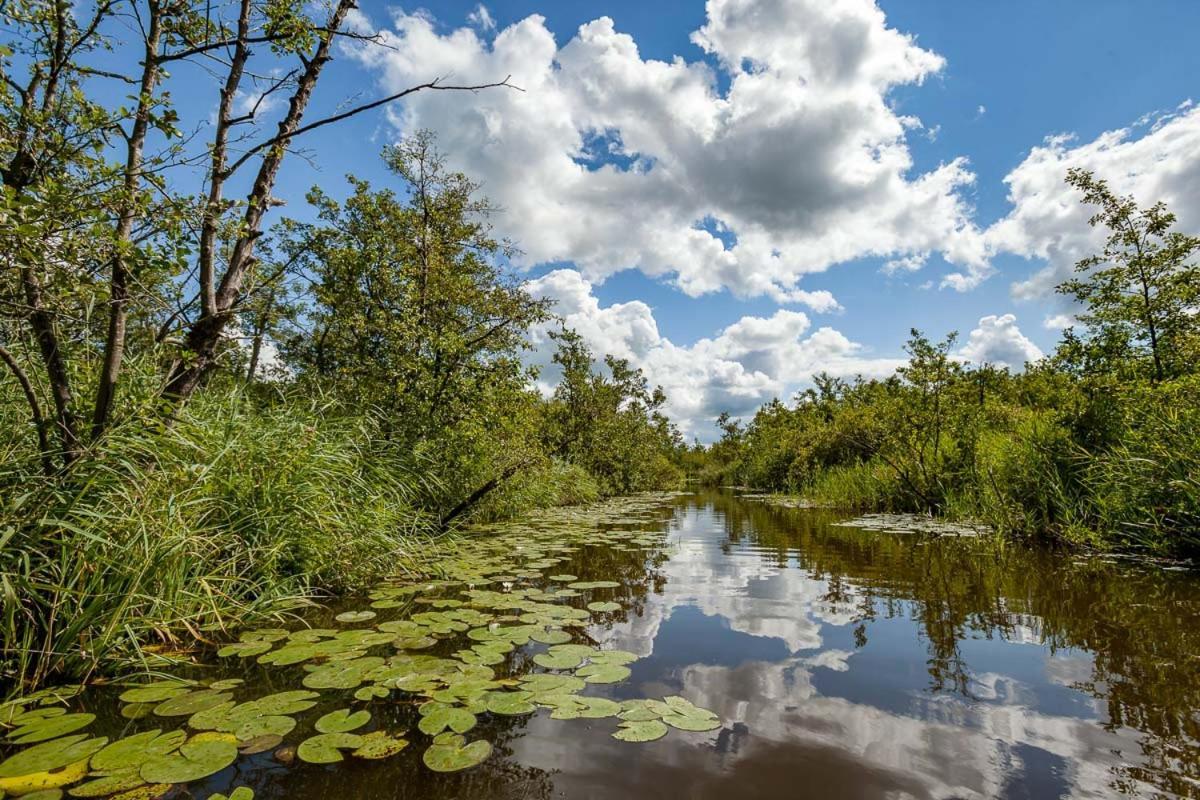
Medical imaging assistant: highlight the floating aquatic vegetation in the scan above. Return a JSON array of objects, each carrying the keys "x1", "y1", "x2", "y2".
[
  {"x1": 833, "y1": 512, "x2": 990, "y2": 537},
  {"x1": 296, "y1": 733, "x2": 364, "y2": 764},
  {"x1": 421, "y1": 733, "x2": 491, "y2": 772},
  {"x1": 0, "y1": 494, "x2": 722, "y2": 794},
  {"x1": 209, "y1": 788, "x2": 254, "y2": 800},
  {"x1": 138, "y1": 734, "x2": 238, "y2": 784},
  {"x1": 315, "y1": 709, "x2": 370, "y2": 734}
]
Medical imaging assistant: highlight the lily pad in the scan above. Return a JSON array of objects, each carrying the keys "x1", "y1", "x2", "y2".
[
  {"x1": 421, "y1": 733, "x2": 491, "y2": 773},
  {"x1": 417, "y1": 705, "x2": 476, "y2": 736},
  {"x1": 92, "y1": 730, "x2": 186, "y2": 771},
  {"x1": 351, "y1": 731, "x2": 410, "y2": 760},
  {"x1": 8, "y1": 713, "x2": 95, "y2": 744},
  {"x1": 576, "y1": 663, "x2": 631, "y2": 684},
  {"x1": 118, "y1": 683, "x2": 191, "y2": 704},
  {"x1": 532, "y1": 652, "x2": 584, "y2": 670},
  {"x1": 139, "y1": 736, "x2": 238, "y2": 784},
  {"x1": 315, "y1": 709, "x2": 370, "y2": 734},
  {"x1": 0, "y1": 735, "x2": 107, "y2": 780},
  {"x1": 208, "y1": 788, "x2": 254, "y2": 800},
  {"x1": 66, "y1": 767, "x2": 144, "y2": 797},
  {"x1": 296, "y1": 733, "x2": 364, "y2": 764},
  {"x1": 485, "y1": 692, "x2": 536, "y2": 716},
  {"x1": 586, "y1": 601, "x2": 621, "y2": 613},
  {"x1": 613, "y1": 719, "x2": 668, "y2": 742},
  {"x1": 335, "y1": 610, "x2": 376, "y2": 623},
  {"x1": 152, "y1": 689, "x2": 233, "y2": 718}
]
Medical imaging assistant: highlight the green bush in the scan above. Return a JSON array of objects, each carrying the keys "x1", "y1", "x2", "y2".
[{"x1": 0, "y1": 388, "x2": 437, "y2": 689}]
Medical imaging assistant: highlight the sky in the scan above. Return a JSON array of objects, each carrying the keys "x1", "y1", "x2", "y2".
[{"x1": 223, "y1": 0, "x2": 1200, "y2": 440}]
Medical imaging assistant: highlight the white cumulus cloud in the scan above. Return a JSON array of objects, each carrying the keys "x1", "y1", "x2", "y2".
[
  {"x1": 954, "y1": 102, "x2": 1200, "y2": 297},
  {"x1": 524, "y1": 269, "x2": 901, "y2": 439},
  {"x1": 345, "y1": 0, "x2": 986, "y2": 305},
  {"x1": 957, "y1": 314, "x2": 1043, "y2": 370}
]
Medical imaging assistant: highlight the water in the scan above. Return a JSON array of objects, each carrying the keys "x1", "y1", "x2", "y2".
[{"x1": 8, "y1": 491, "x2": 1200, "y2": 799}]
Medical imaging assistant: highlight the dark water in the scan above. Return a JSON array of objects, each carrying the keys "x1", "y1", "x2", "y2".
[{"x1": 27, "y1": 491, "x2": 1200, "y2": 799}]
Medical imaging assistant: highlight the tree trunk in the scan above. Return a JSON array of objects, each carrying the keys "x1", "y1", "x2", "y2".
[
  {"x1": 0, "y1": 344, "x2": 54, "y2": 476},
  {"x1": 91, "y1": 0, "x2": 164, "y2": 440}
]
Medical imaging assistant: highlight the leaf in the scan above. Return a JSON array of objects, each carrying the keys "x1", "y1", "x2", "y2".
[
  {"x1": 575, "y1": 663, "x2": 631, "y2": 684},
  {"x1": 485, "y1": 692, "x2": 536, "y2": 716},
  {"x1": 421, "y1": 734, "x2": 491, "y2": 773},
  {"x1": 296, "y1": 733, "x2": 364, "y2": 764},
  {"x1": 351, "y1": 731, "x2": 410, "y2": 760},
  {"x1": 586, "y1": 601, "x2": 621, "y2": 613},
  {"x1": 139, "y1": 736, "x2": 238, "y2": 784},
  {"x1": 531, "y1": 652, "x2": 583, "y2": 670},
  {"x1": 612, "y1": 719, "x2": 668, "y2": 742},
  {"x1": 92, "y1": 730, "x2": 186, "y2": 771},
  {"x1": 152, "y1": 690, "x2": 233, "y2": 718},
  {"x1": 0, "y1": 735, "x2": 107, "y2": 779},
  {"x1": 118, "y1": 682, "x2": 192, "y2": 704},
  {"x1": 661, "y1": 713, "x2": 721, "y2": 732},
  {"x1": 208, "y1": 788, "x2": 254, "y2": 800},
  {"x1": 417, "y1": 705, "x2": 476, "y2": 736},
  {"x1": 8, "y1": 713, "x2": 95, "y2": 744},
  {"x1": 335, "y1": 610, "x2": 376, "y2": 623},
  {"x1": 315, "y1": 709, "x2": 370, "y2": 734},
  {"x1": 66, "y1": 767, "x2": 144, "y2": 797}
]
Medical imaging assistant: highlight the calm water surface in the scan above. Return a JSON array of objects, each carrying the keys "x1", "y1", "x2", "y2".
[{"x1": 57, "y1": 492, "x2": 1200, "y2": 798}]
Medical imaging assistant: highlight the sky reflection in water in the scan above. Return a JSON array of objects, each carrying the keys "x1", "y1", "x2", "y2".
[{"x1": 500, "y1": 492, "x2": 1200, "y2": 800}]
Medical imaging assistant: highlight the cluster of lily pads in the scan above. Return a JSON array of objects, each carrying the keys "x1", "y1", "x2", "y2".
[
  {"x1": 0, "y1": 494, "x2": 719, "y2": 798},
  {"x1": 834, "y1": 513, "x2": 990, "y2": 537}
]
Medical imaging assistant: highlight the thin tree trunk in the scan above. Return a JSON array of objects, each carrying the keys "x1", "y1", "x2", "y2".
[
  {"x1": 162, "y1": 0, "x2": 356, "y2": 402},
  {"x1": 0, "y1": 344, "x2": 54, "y2": 476},
  {"x1": 91, "y1": 0, "x2": 164, "y2": 440}
]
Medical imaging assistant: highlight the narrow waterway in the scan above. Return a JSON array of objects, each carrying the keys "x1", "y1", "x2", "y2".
[{"x1": 5, "y1": 491, "x2": 1199, "y2": 799}]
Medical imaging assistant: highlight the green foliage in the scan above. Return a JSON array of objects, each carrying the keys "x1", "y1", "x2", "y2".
[
  {"x1": 693, "y1": 174, "x2": 1199, "y2": 556},
  {"x1": 541, "y1": 329, "x2": 684, "y2": 495}
]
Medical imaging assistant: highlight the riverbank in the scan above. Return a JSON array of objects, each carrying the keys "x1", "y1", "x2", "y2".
[{"x1": 0, "y1": 381, "x2": 679, "y2": 694}]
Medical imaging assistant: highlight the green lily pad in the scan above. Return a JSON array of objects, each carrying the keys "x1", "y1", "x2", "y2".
[
  {"x1": 485, "y1": 692, "x2": 536, "y2": 715},
  {"x1": 532, "y1": 652, "x2": 583, "y2": 670},
  {"x1": 139, "y1": 736, "x2": 238, "y2": 784},
  {"x1": 586, "y1": 601, "x2": 621, "y2": 613},
  {"x1": 351, "y1": 731, "x2": 410, "y2": 760},
  {"x1": 354, "y1": 685, "x2": 390, "y2": 702},
  {"x1": 417, "y1": 705, "x2": 476, "y2": 736},
  {"x1": 152, "y1": 690, "x2": 233, "y2": 718},
  {"x1": 0, "y1": 735, "x2": 107, "y2": 778},
  {"x1": 217, "y1": 641, "x2": 272, "y2": 659},
  {"x1": 237, "y1": 733, "x2": 283, "y2": 755},
  {"x1": 661, "y1": 713, "x2": 721, "y2": 731},
  {"x1": 296, "y1": 733, "x2": 364, "y2": 764},
  {"x1": 613, "y1": 719, "x2": 668, "y2": 742},
  {"x1": 421, "y1": 733, "x2": 491, "y2": 773},
  {"x1": 303, "y1": 657, "x2": 385, "y2": 690},
  {"x1": 315, "y1": 709, "x2": 370, "y2": 734},
  {"x1": 576, "y1": 663, "x2": 631, "y2": 684},
  {"x1": 208, "y1": 788, "x2": 254, "y2": 800},
  {"x1": 547, "y1": 574, "x2": 577, "y2": 582},
  {"x1": 92, "y1": 730, "x2": 186, "y2": 771},
  {"x1": 208, "y1": 679, "x2": 244, "y2": 691},
  {"x1": 529, "y1": 629, "x2": 572, "y2": 645},
  {"x1": 251, "y1": 691, "x2": 320, "y2": 715},
  {"x1": 66, "y1": 767, "x2": 144, "y2": 797},
  {"x1": 117, "y1": 683, "x2": 191, "y2": 704},
  {"x1": 8, "y1": 713, "x2": 95, "y2": 744},
  {"x1": 335, "y1": 610, "x2": 376, "y2": 623}
]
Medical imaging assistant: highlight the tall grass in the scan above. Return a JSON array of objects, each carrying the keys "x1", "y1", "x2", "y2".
[{"x1": 0, "y1": 387, "x2": 438, "y2": 692}]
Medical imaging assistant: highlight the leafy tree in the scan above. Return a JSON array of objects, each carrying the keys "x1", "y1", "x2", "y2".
[
  {"x1": 1057, "y1": 168, "x2": 1200, "y2": 382},
  {"x1": 282, "y1": 131, "x2": 550, "y2": 441}
]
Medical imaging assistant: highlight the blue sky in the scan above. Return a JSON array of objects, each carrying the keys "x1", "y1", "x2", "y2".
[{"x1": 150, "y1": 1, "x2": 1200, "y2": 439}]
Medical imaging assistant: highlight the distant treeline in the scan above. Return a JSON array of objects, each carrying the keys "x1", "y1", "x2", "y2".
[{"x1": 687, "y1": 169, "x2": 1200, "y2": 557}]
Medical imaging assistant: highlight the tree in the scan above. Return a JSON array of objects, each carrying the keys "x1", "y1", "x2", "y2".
[
  {"x1": 1057, "y1": 168, "x2": 1200, "y2": 383},
  {"x1": 282, "y1": 131, "x2": 551, "y2": 441},
  {"x1": 0, "y1": 1, "x2": 515, "y2": 471}
]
